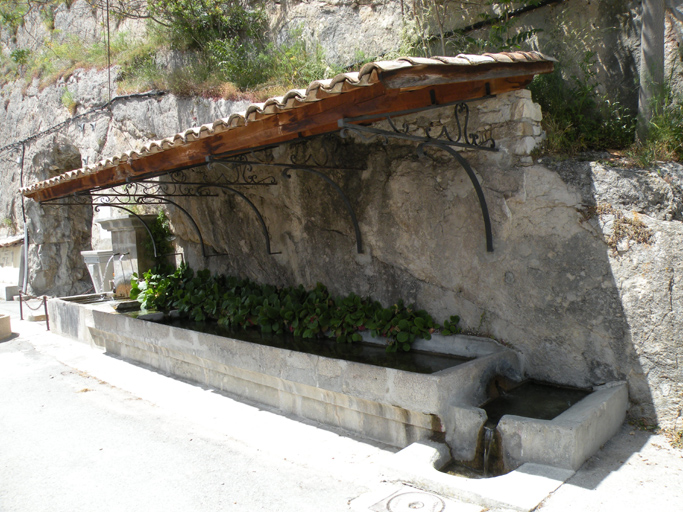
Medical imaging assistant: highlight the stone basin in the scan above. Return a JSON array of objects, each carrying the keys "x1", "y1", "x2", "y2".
[
  {"x1": 448, "y1": 381, "x2": 628, "y2": 473},
  {"x1": 48, "y1": 297, "x2": 522, "y2": 448},
  {"x1": 0, "y1": 313, "x2": 11, "y2": 340},
  {"x1": 47, "y1": 297, "x2": 627, "y2": 471}
]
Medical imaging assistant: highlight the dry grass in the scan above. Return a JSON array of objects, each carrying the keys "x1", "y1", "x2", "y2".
[
  {"x1": 662, "y1": 429, "x2": 683, "y2": 449},
  {"x1": 597, "y1": 204, "x2": 653, "y2": 250}
]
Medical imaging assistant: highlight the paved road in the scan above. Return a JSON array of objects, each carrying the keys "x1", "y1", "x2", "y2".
[
  {"x1": 0, "y1": 307, "x2": 393, "y2": 512},
  {"x1": 1, "y1": 301, "x2": 682, "y2": 512}
]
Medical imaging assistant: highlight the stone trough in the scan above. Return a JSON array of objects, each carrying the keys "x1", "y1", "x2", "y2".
[
  {"x1": 48, "y1": 298, "x2": 628, "y2": 474},
  {"x1": 0, "y1": 313, "x2": 11, "y2": 340}
]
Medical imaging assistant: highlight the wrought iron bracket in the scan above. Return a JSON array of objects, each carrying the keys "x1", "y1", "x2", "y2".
[
  {"x1": 38, "y1": 98, "x2": 497, "y2": 262},
  {"x1": 338, "y1": 101, "x2": 496, "y2": 252},
  {"x1": 42, "y1": 196, "x2": 222, "y2": 259}
]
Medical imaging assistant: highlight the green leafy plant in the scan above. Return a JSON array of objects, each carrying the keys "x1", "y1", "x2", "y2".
[
  {"x1": 60, "y1": 87, "x2": 78, "y2": 115},
  {"x1": 147, "y1": 0, "x2": 267, "y2": 53},
  {"x1": 528, "y1": 53, "x2": 636, "y2": 155},
  {"x1": 1, "y1": 217, "x2": 15, "y2": 235},
  {"x1": 629, "y1": 74, "x2": 683, "y2": 165},
  {"x1": 0, "y1": 1, "x2": 27, "y2": 35},
  {"x1": 130, "y1": 264, "x2": 462, "y2": 352},
  {"x1": 144, "y1": 210, "x2": 175, "y2": 265},
  {"x1": 10, "y1": 48, "x2": 30, "y2": 66},
  {"x1": 0, "y1": 0, "x2": 345, "y2": 98}
]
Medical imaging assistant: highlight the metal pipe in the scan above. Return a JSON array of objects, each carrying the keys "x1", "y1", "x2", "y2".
[
  {"x1": 19, "y1": 143, "x2": 29, "y2": 294},
  {"x1": 102, "y1": 252, "x2": 119, "y2": 293}
]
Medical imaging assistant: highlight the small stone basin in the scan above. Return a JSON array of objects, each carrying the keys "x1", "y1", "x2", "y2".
[
  {"x1": 482, "y1": 380, "x2": 590, "y2": 426},
  {"x1": 447, "y1": 380, "x2": 628, "y2": 474},
  {"x1": 0, "y1": 313, "x2": 11, "y2": 340}
]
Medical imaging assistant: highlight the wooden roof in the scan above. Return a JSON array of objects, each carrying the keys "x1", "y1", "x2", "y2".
[{"x1": 21, "y1": 52, "x2": 554, "y2": 202}]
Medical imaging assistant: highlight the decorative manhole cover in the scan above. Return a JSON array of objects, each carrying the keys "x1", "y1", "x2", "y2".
[{"x1": 384, "y1": 491, "x2": 445, "y2": 512}]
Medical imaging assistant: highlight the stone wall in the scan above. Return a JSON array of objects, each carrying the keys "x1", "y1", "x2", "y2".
[
  {"x1": 0, "y1": 65, "x2": 251, "y2": 297},
  {"x1": 0, "y1": 1, "x2": 681, "y2": 430},
  {"x1": 156, "y1": 90, "x2": 681, "y2": 430}
]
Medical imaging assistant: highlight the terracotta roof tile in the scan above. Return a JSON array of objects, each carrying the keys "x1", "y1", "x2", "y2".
[{"x1": 21, "y1": 51, "x2": 553, "y2": 198}]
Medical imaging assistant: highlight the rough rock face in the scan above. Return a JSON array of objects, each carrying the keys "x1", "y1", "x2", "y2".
[
  {"x1": 1, "y1": 1, "x2": 682, "y2": 430},
  {"x1": 22, "y1": 137, "x2": 93, "y2": 296},
  {"x1": 268, "y1": 0, "x2": 405, "y2": 65},
  {"x1": 549, "y1": 159, "x2": 683, "y2": 428},
  {"x1": 6, "y1": 0, "x2": 145, "y2": 51},
  {"x1": 0, "y1": 66, "x2": 250, "y2": 297}
]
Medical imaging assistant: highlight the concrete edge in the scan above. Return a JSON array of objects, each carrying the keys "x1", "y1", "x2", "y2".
[{"x1": 382, "y1": 441, "x2": 574, "y2": 511}]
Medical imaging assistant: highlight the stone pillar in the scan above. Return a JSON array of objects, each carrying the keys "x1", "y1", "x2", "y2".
[{"x1": 96, "y1": 215, "x2": 157, "y2": 294}]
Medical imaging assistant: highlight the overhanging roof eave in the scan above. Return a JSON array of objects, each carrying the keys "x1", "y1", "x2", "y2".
[{"x1": 21, "y1": 53, "x2": 554, "y2": 203}]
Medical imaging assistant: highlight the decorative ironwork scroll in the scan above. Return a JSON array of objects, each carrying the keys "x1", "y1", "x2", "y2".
[
  {"x1": 43, "y1": 194, "x2": 216, "y2": 258},
  {"x1": 39, "y1": 97, "x2": 498, "y2": 260},
  {"x1": 338, "y1": 102, "x2": 496, "y2": 152},
  {"x1": 338, "y1": 100, "x2": 496, "y2": 252},
  {"x1": 48, "y1": 165, "x2": 280, "y2": 256},
  {"x1": 205, "y1": 154, "x2": 278, "y2": 186}
]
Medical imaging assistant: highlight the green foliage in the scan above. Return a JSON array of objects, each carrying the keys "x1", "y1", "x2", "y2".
[
  {"x1": 0, "y1": 1, "x2": 27, "y2": 35},
  {"x1": 0, "y1": 0, "x2": 345, "y2": 97},
  {"x1": 528, "y1": 53, "x2": 636, "y2": 154},
  {"x1": 629, "y1": 77, "x2": 683, "y2": 165},
  {"x1": 639, "y1": 102, "x2": 683, "y2": 163},
  {"x1": 407, "y1": 0, "x2": 543, "y2": 57},
  {"x1": 10, "y1": 48, "x2": 31, "y2": 66},
  {"x1": 472, "y1": 0, "x2": 543, "y2": 52},
  {"x1": 269, "y1": 34, "x2": 342, "y2": 88},
  {"x1": 147, "y1": 0, "x2": 267, "y2": 53},
  {"x1": 130, "y1": 264, "x2": 461, "y2": 352},
  {"x1": 145, "y1": 210, "x2": 175, "y2": 263},
  {"x1": 144, "y1": 0, "x2": 275, "y2": 91},
  {"x1": 208, "y1": 29, "x2": 342, "y2": 90},
  {"x1": 40, "y1": 3, "x2": 55, "y2": 30},
  {"x1": 60, "y1": 87, "x2": 77, "y2": 115}
]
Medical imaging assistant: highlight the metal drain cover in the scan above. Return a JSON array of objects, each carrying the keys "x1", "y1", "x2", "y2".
[
  {"x1": 385, "y1": 491, "x2": 445, "y2": 511},
  {"x1": 353, "y1": 484, "x2": 484, "y2": 512}
]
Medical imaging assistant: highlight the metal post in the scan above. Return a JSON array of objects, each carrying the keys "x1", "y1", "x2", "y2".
[
  {"x1": 43, "y1": 296, "x2": 50, "y2": 331},
  {"x1": 19, "y1": 290, "x2": 23, "y2": 320}
]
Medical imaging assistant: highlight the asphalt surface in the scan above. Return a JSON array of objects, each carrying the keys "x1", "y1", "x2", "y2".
[{"x1": 1, "y1": 300, "x2": 682, "y2": 512}]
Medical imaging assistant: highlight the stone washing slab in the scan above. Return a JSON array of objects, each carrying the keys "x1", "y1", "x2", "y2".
[{"x1": 372, "y1": 441, "x2": 575, "y2": 512}]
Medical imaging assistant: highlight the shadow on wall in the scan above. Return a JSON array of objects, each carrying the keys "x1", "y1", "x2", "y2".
[{"x1": 167, "y1": 99, "x2": 680, "y2": 439}]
